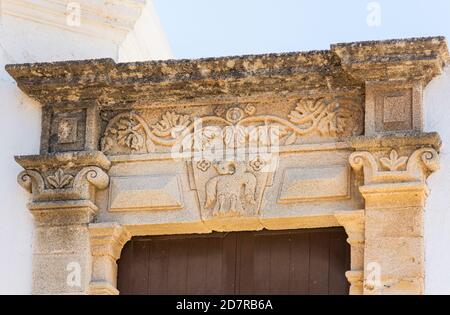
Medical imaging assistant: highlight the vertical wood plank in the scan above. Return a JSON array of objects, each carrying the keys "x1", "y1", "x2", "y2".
[
  {"x1": 236, "y1": 232, "x2": 255, "y2": 294},
  {"x1": 186, "y1": 238, "x2": 208, "y2": 294},
  {"x1": 308, "y1": 230, "x2": 331, "y2": 294},
  {"x1": 205, "y1": 236, "x2": 223, "y2": 294},
  {"x1": 289, "y1": 231, "x2": 310, "y2": 295},
  {"x1": 268, "y1": 234, "x2": 291, "y2": 294},
  {"x1": 222, "y1": 233, "x2": 237, "y2": 294},
  {"x1": 117, "y1": 240, "x2": 132, "y2": 294},
  {"x1": 253, "y1": 234, "x2": 271, "y2": 294},
  {"x1": 328, "y1": 230, "x2": 351, "y2": 295},
  {"x1": 166, "y1": 239, "x2": 188, "y2": 294},
  {"x1": 148, "y1": 240, "x2": 169, "y2": 294},
  {"x1": 130, "y1": 240, "x2": 149, "y2": 295}
]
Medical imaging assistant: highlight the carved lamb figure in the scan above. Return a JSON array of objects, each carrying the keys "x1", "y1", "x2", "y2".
[{"x1": 205, "y1": 161, "x2": 257, "y2": 216}]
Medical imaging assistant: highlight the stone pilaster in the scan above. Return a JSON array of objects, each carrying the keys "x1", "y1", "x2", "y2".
[
  {"x1": 89, "y1": 223, "x2": 131, "y2": 295},
  {"x1": 16, "y1": 151, "x2": 110, "y2": 294},
  {"x1": 334, "y1": 210, "x2": 365, "y2": 295},
  {"x1": 349, "y1": 147, "x2": 439, "y2": 294}
]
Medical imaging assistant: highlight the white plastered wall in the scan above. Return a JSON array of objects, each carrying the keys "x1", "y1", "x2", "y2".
[
  {"x1": 424, "y1": 64, "x2": 450, "y2": 295},
  {"x1": 0, "y1": 0, "x2": 171, "y2": 294}
]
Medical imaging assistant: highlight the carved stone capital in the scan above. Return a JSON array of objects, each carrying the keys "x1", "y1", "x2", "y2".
[
  {"x1": 16, "y1": 151, "x2": 110, "y2": 199},
  {"x1": 89, "y1": 223, "x2": 131, "y2": 295},
  {"x1": 15, "y1": 151, "x2": 110, "y2": 222},
  {"x1": 349, "y1": 147, "x2": 439, "y2": 209},
  {"x1": 349, "y1": 147, "x2": 439, "y2": 186},
  {"x1": 89, "y1": 223, "x2": 131, "y2": 260},
  {"x1": 334, "y1": 210, "x2": 365, "y2": 246}
]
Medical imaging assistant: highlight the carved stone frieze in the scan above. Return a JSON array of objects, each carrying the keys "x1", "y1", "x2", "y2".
[{"x1": 99, "y1": 96, "x2": 363, "y2": 155}]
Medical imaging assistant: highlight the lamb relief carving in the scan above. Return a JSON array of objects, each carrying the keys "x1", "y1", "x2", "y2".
[
  {"x1": 192, "y1": 159, "x2": 272, "y2": 219},
  {"x1": 205, "y1": 161, "x2": 257, "y2": 216}
]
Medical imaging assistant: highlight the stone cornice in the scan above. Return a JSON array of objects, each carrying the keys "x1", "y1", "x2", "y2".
[
  {"x1": 332, "y1": 37, "x2": 449, "y2": 84},
  {"x1": 1, "y1": 0, "x2": 147, "y2": 43},
  {"x1": 348, "y1": 132, "x2": 442, "y2": 152},
  {"x1": 5, "y1": 37, "x2": 448, "y2": 106}
]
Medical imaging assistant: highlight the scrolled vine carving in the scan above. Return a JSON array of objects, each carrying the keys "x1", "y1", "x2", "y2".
[
  {"x1": 288, "y1": 97, "x2": 363, "y2": 137},
  {"x1": 100, "y1": 112, "x2": 155, "y2": 154},
  {"x1": 100, "y1": 96, "x2": 363, "y2": 155},
  {"x1": 152, "y1": 111, "x2": 191, "y2": 138}
]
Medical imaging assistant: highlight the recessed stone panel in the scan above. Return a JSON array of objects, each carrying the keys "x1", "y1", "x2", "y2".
[
  {"x1": 109, "y1": 175, "x2": 183, "y2": 212},
  {"x1": 49, "y1": 109, "x2": 86, "y2": 152},
  {"x1": 277, "y1": 165, "x2": 350, "y2": 204},
  {"x1": 376, "y1": 89, "x2": 413, "y2": 132}
]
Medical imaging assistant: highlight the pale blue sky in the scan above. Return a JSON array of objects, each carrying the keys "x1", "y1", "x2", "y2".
[{"x1": 153, "y1": 0, "x2": 450, "y2": 59}]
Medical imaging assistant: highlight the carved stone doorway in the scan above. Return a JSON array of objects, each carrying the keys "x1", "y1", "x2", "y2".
[{"x1": 9, "y1": 37, "x2": 449, "y2": 295}]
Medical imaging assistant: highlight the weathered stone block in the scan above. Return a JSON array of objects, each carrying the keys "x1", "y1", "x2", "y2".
[
  {"x1": 34, "y1": 225, "x2": 90, "y2": 255},
  {"x1": 32, "y1": 254, "x2": 90, "y2": 294}
]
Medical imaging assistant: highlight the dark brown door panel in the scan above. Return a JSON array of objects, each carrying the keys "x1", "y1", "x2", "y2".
[{"x1": 117, "y1": 228, "x2": 350, "y2": 295}]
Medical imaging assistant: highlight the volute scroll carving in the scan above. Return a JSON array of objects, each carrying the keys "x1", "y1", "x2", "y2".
[
  {"x1": 16, "y1": 151, "x2": 111, "y2": 204},
  {"x1": 349, "y1": 147, "x2": 439, "y2": 185},
  {"x1": 18, "y1": 166, "x2": 109, "y2": 202}
]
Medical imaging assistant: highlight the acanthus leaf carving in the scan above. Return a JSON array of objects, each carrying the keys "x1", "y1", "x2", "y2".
[
  {"x1": 379, "y1": 150, "x2": 409, "y2": 171},
  {"x1": 18, "y1": 166, "x2": 109, "y2": 202},
  {"x1": 46, "y1": 168, "x2": 74, "y2": 189}
]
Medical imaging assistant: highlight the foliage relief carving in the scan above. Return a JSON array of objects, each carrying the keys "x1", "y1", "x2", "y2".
[{"x1": 100, "y1": 97, "x2": 363, "y2": 155}]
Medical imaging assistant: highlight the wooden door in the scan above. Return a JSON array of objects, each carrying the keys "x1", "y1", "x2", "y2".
[{"x1": 117, "y1": 228, "x2": 350, "y2": 295}]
